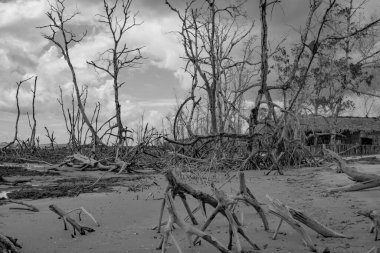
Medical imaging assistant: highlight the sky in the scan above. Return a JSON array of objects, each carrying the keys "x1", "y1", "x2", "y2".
[{"x1": 0, "y1": 0, "x2": 380, "y2": 144}]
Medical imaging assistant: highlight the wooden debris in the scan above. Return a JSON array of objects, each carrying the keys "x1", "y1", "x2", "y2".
[
  {"x1": 266, "y1": 195, "x2": 317, "y2": 252},
  {"x1": 157, "y1": 186, "x2": 169, "y2": 233},
  {"x1": 288, "y1": 208, "x2": 352, "y2": 238},
  {"x1": 358, "y1": 210, "x2": 380, "y2": 241},
  {"x1": 368, "y1": 246, "x2": 380, "y2": 253},
  {"x1": 158, "y1": 192, "x2": 230, "y2": 253},
  {"x1": 4, "y1": 199, "x2": 39, "y2": 212},
  {"x1": 0, "y1": 233, "x2": 21, "y2": 253},
  {"x1": 323, "y1": 148, "x2": 380, "y2": 182},
  {"x1": 49, "y1": 204, "x2": 95, "y2": 237},
  {"x1": 329, "y1": 180, "x2": 380, "y2": 193},
  {"x1": 237, "y1": 172, "x2": 269, "y2": 231}
]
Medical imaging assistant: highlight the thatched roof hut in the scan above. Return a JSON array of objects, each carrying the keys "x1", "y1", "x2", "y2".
[{"x1": 300, "y1": 116, "x2": 380, "y2": 133}]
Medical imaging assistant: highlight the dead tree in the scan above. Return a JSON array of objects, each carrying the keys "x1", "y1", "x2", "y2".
[
  {"x1": 251, "y1": 0, "x2": 278, "y2": 125},
  {"x1": 166, "y1": 0, "x2": 253, "y2": 134},
  {"x1": 38, "y1": 0, "x2": 101, "y2": 144},
  {"x1": 88, "y1": 0, "x2": 143, "y2": 145},
  {"x1": 44, "y1": 127, "x2": 56, "y2": 149}
]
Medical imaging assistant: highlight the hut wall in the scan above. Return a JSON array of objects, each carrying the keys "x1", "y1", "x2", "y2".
[
  {"x1": 360, "y1": 131, "x2": 380, "y2": 145},
  {"x1": 337, "y1": 130, "x2": 360, "y2": 144}
]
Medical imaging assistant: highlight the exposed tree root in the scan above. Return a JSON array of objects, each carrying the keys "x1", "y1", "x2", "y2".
[
  {"x1": 157, "y1": 192, "x2": 230, "y2": 253},
  {"x1": 192, "y1": 184, "x2": 260, "y2": 252},
  {"x1": 156, "y1": 170, "x2": 267, "y2": 252}
]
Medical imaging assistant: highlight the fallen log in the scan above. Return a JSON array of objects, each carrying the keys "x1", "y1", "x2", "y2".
[
  {"x1": 49, "y1": 204, "x2": 95, "y2": 236},
  {"x1": 323, "y1": 148, "x2": 380, "y2": 182},
  {"x1": 329, "y1": 180, "x2": 380, "y2": 193}
]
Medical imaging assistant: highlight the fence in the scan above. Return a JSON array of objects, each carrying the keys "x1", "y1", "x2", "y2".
[{"x1": 307, "y1": 144, "x2": 380, "y2": 157}]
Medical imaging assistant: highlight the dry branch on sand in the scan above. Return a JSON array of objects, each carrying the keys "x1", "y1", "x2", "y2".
[
  {"x1": 2, "y1": 200, "x2": 39, "y2": 212},
  {"x1": 49, "y1": 204, "x2": 96, "y2": 237}
]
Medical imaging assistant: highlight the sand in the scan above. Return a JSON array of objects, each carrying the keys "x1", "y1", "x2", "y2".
[{"x1": 1, "y1": 164, "x2": 380, "y2": 253}]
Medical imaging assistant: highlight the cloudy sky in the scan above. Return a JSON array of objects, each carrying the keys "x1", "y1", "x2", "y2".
[{"x1": 0, "y1": 0, "x2": 379, "y2": 144}]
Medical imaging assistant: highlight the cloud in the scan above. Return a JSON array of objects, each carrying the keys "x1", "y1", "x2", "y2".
[{"x1": 0, "y1": 0, "x2": 46, "y2": 28}]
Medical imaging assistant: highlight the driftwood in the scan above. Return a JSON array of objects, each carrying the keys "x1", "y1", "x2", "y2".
[
  {"x1": 0, "y1": 233, "x2": 21, "y2": 253},
  {"x1": 323, "y1": 148, "x2": 380, "y2": 182},
  {"x1": 157, "y1": 192, "x2": 230, "y2": 253},
  {"x1": 288, "y1": 208, "x2": 352, "y2": 238},
  {"x1": 267, "y1": 195, "x2": 353, "y2": 251},
  {"x1": 49, "y1": 204, "x2": 95, "y2": 237},
  {"x1": 329, "y1": 179, "x2": 380, "y2": 193},
  {"x1": 3, "y1": 200, "x2": 39, "y2": 212},
  {"x1": 267, "y1": 195, "x2": 317, "y2": 252},
  {"x1": 324, "y1": 148, "x2": 380, "y2": 192},
  {"x1": 61, "y1": 153, "x2": 113, "y2": 171},
  {"x1": 358, "y1": 210, "x2": 380, "y2": 241}
]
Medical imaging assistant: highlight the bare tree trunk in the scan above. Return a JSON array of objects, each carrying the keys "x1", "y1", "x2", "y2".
[
  {"x1": 88, "y1": 0, "x2": 143, "y2": 145},
  {"x1": 13, "y1": 81, "x2": 22, "y2": 145},
  {"x1": 29, "y1": 76, "x2": 38, "y2": 147}
]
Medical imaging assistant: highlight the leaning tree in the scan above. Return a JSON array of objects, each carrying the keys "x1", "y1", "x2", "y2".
[{"x1": 38, "y1": 0, "x2": 102, "y2": 144}]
